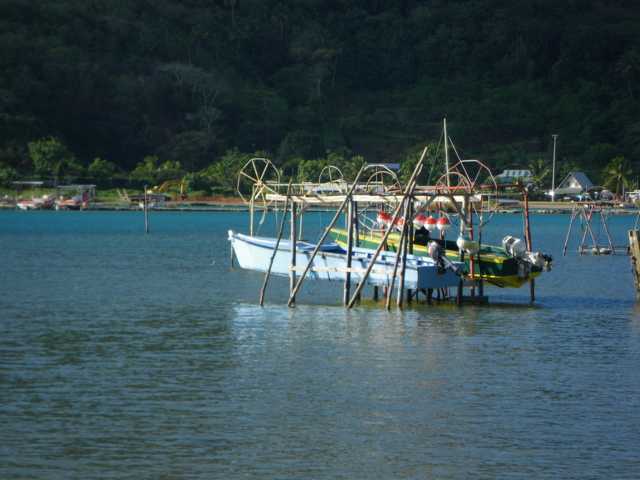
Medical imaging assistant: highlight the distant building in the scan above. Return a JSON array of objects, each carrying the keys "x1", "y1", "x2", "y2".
[
  {"x1": 552, "y1": 172, "x2": 594, "y2": 197},
  {"x1": 369, "y1": 162, "x2": 400, "y2": 171},
  {"x1": 495, "y1": 169, "x2": 534, "y2": 184}
]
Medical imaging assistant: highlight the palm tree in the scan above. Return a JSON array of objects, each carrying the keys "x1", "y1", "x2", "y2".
[
  {"x1": 602, "y1": 156, "x2": 633, "y2": 197},
  {"x1": 527, "y1": 158, "x2": 550, "y2": 188}
]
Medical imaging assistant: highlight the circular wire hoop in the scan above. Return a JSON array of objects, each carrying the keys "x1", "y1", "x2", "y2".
[
  {"x1": 434, "y1": 159, "x2": 499, "y2": 228},
  {"x1": 236, "y1": 158, "x2": 281, "y2": 207}
]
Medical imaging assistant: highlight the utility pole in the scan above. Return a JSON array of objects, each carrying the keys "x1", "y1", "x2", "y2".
[
  {"x1": 444, "y1": 118, "x2": 450, "y2": 187},
  {"x1": 551, "y1": 134, "x2": 558, "y2": 202}
]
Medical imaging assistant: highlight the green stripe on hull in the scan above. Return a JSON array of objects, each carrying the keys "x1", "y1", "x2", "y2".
[{"x1": 330, "y1": 228, "x2": 540, "y2": 288}]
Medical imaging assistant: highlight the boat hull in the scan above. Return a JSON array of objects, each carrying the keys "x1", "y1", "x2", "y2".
[
  {"x1": 330, "y1": 228, "x2": 540, "y2": 288},
  {"x1": 228, "y1": 231, "x2": 461, "y2": 290}
]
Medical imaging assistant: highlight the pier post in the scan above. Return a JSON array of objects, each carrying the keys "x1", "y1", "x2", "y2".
[
  {"x1": 523, "y1": 189, "x2": 535, "y2": 303},
  {"x1": 456, "y1": 194, "x2": 467, "y2": 306},
  {"x1": 289, "y1": 202, "x2": 297, "y2": 306},
  {"x1": 629, "y1": 230, "x2": 640, "y2": 297},
  {"x1": 397, "y1": 196, "x2": 412, "y2": 308},
  {"x1": 143, "y1": 185, "x2": 149, "y2": 234},
  {"x1": 287, "y1": 166, "x2": 367, "y2": 307},
  {"x1": 249, "y1": 184, "x2": 255, "y2": 236},
  {"x1": 343, "y1": 199, "x2": 354, "y2": 305},
  {"x1": 260, "y1": 183, "x2": 291, "y2": 306},
  {"x1": 349, "y1": 146, "x2": 428, "y2": 309}
]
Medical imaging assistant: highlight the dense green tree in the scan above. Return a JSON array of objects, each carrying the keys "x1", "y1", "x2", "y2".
[
  {"x1": 527, "y1": 158, "x2": 551, "y2": 189},
  {"x1": 0, "y1": 0, "x2": 639, "y2": 182},
  {"x1": 130, "y1": 156, "x2": 160, "y2": 185},
  {"x1": 201, "y1": 149, "x2": 253, "y2": 193},
  {"x1": 87, "y1": 157, "x2": 117, "y2": 182},
  {"x1": 602, "y1": 156, "x2": 633, "y2": 197},
  {"x1": 0, "y1": 162, "x2": 18, "y2": 186},
  {"x1": 27, "y1": 137, "x2": 82, "y2": 181}
]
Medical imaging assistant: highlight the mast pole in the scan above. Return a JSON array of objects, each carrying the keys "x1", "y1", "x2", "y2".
[
  {"x1": 551, "y1": 134, "x2": 558, "y2": 202},
  {"x1": 444, "y1": 118, "x2": 450, "y2": 187}
]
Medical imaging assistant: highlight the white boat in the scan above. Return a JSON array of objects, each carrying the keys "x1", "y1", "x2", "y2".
[{"x1": 228, "y1": 230, "x2": 461, "y2": 290}]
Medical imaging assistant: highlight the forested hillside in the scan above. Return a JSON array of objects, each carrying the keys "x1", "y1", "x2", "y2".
[{"x1": 1, "y1": 0, "x2": 639, "y2": 188}]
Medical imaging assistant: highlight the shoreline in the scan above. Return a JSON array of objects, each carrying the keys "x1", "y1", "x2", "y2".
[{"x1": 1, "y1": 199, "x2": 638, "y2": 215}]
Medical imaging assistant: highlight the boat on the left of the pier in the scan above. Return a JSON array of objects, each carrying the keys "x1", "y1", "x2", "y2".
[
  {"x1": 228, "y1": 230, "x2": 462, "y2": 290},
  {"x1": 16, "y1": 195, "x2": 55, "y2": 210}
]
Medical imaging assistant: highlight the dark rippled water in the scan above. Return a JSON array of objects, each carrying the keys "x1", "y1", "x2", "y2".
[{"x1": 2, "y1": 210, "x2": 640, "y2": 479}]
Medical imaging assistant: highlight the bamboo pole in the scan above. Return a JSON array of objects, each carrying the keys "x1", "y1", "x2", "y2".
[
  {"x1": 286, "y1": 166, "x2": 367, "y2": 307},
  {"x1": 562, "y1": 208, "x2": 578, "y2": 256},
  {"x1": 584, "y1": 206, "x2": 599, "y2": 251},
  {"x1": 385, "y1": 198, "x2": 410, "y2": 310},
  {"x1": 347, "y1": 147, "x2": 428, "y2": 308},
  {"x1": 600, "y1": 209, "x2": 616, "y2": 254},
  {"x1": 397, "y1": 198, "x2": 412, "y2": 308},
  {"x1": 260, "y1": 183, "x2": 291, "y2": 306},
  {"x1": 343, "y1": 199, "x2": 354, "y2": 305},
  {"x1": 143, "y1": 185, "x2": 149, "y2": 234},
  {"x1": 477, "y1": 229, "x2": 484, "y2": 297},
  {"x1": 522, "y1": 189, "x2": 535, "y2": 302},
  {"x1": 289, "y1": 201, "x2": 297, "y2": 305},
  {"x1": 456, "y1": 194, "x2": 467, "y2": 305},
  {"x1": 629, "y1": 230, "x2": 640, "y2": 296}
]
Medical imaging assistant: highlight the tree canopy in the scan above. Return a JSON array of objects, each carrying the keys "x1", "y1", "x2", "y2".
[{"x1": 1, "y1": 0, "x2": 639, "y2": 188}]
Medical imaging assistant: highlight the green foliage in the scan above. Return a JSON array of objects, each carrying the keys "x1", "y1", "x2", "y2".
[
  {"x1": 156, "y1": 160, "x2": 185, "y2": 183},
  {"x1": 0, "y1": 162, "x2": 18, "y2": 186},
  {"x1": 1, "y1": 1, "x2": 640, "y2": 184},
  {"x1": 27, "y1": 137, "x2": 82, "y2": 180},
  {"x1": 88, "y1": 157, "x2": 117, "y2": 181},
  {"x1": 130, "y1": 155, "x2": 160, "y2": 185},
  {"x1": 400, "y1": 144, "x2": 442, "y2": 184},
  {"x1": 296, "y1": 151, "x2": 365, "y2": 183},
  {"x1": 602, "y1": 156, "x2": 633, "y2": 196},
  {"x1": 527, "y1": 158, "x2": 550, "y2": 189},
  {"x1": 201, "y1": 149, "x2": 253, "y2": 193}
]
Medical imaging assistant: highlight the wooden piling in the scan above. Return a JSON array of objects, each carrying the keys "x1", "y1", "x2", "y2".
[
  {"x1": 522, "y1": 190, "x2": 535, "y2": 303},
  {"x1": 385, "y1": 199, "x2": 409, "y2": 310},
  {"x1": 397, "y1": 198, "x2": 412, "y2": 308},
  {"x1": 629, "y1": 230, "x2": 640, "y2": 296},
  {"x1": 143, "y1": 185, "x2": 149, "y2": 234},
  {"x1": 343, "y1": 200, "x2": 354, "y2": 305},
  {"x1": 289, "y1": 202, "x2": 297, "y2": 306},
  {"x1": 287, "y1": 167, "x2": 366, "y2": 307},
  {"x1": 562, "y1": 208, "x2": 577, "y2": 256},
  {"x1": 260, "y1": 183, "x2": 291, "y2": 306},
  {"x1": 347, "y1": 146, "x2": 428, "y2": 308}
]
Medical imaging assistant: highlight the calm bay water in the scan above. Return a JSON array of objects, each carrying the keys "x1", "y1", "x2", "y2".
[{"x1": 1, "y1": 210, "x2": 640, "y2": 479}]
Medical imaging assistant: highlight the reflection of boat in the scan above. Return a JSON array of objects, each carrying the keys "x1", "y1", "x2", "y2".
[
  {"x1": 330, "y1": 227, "x2": 552, "y2": 288},
  {"x1": 16, "y1": 195, "x2": 55, "y2": 210},
  {"x1": 228, "y1": 231, "x2": 462, "y2": 290}
]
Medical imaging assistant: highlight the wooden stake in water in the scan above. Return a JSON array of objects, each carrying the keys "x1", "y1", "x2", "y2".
[
  {"x1": 144, "y1": 185, "x2": 149, "y2": 234},
  {"x1": 343, "y1": 200, "x2": 354, "y2": 305},
  {"x1": 347, "y1": 147, "x2": 427, "y2": 309},
  {"x1": 289, "y1": 202, "x2": 297, "y2": 305},
  {"x1": 522, "y1": 189, "x2": 535, "y2": 303},
  {"x1": 260, "y1": 183, "x2": 291, "y2": 306},
  {"x1": 286, "y1": 166, "x2": 366, "y2": 307},
  {"x1": 629, "y1": 230, "x2": 640, "y2": 296}
]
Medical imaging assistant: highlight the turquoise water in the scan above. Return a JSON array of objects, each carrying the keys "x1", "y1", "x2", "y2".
[{"x1": 1, "y1": 210, "x2": 639, "y2": 478}]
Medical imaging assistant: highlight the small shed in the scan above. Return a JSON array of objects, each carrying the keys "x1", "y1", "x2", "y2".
[{"x1": 554, "y1": 172, "x2": 594, "y2": 196}]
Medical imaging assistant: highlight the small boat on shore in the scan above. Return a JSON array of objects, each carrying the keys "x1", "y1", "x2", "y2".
[
  {"x1": 16, "y1": 195, "x2": 55, "y2": 210},
  {"x1": 55, "y1": 194, "x2": 87, "y2": 210},
  {"x1": 228, "y1": 230, "x2": 462, "y2": 290}
]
